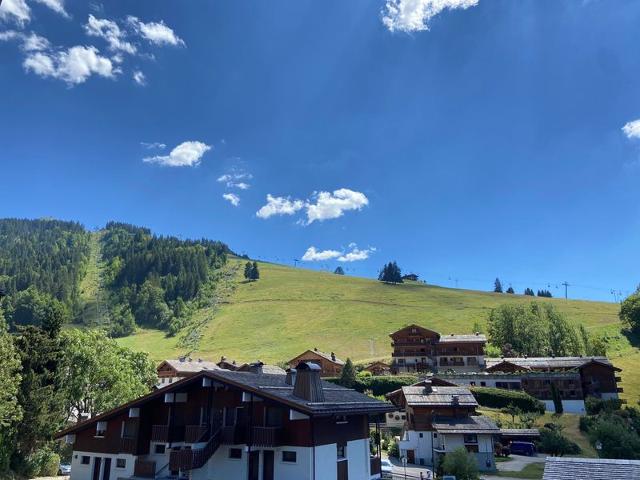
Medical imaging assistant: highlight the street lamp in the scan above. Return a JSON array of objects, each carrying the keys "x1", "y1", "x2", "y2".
[{"x1": 595, "y1": 440, "x2": 603, "y2": 455}]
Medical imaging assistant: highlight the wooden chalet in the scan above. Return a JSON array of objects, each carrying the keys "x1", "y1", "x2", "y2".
[{"x1": 287, "y1": 348, "x2": 345, "y2": 377}]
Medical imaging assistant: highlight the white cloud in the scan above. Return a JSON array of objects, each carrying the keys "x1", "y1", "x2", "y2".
[
  {"x1": 217, "y1": 172, "x2": 252, "y2": 190},
  {"x1": 338, "y1": 246, "x2": 376, "y2": 262},
  {"x1": 33, "y1": 0, "x2": 69, "y2": 19},
  {"x1": 127, "y1": 16, "x2": 184, "y2": 46},
  {"x1": 0, "y1": 0, "x2": 31, "y2": 26},
  {"x1": 305, "y1": 188, "x2": 369, "y2": 224},
  {"x1": 301, "y1": 243, "x2": 376, "y2": 262},
  {"x1": 143, "y1": 141, "x2": 211, "y2": 167},
  {"x1": 222, "y1": 193, "x2": 240, "y2": 207},
  {"x1": 302, "y1": 247, "x2": 341, "y2": 262},
  {"x1": 256, "y1": 194, "x2": 305, "y2": 219},
  {"x1": 23, "y1": 45, "x2": 117, "y2": 85},
  {"x1": 85, "y1": 14, "x2": 136, "y2": 54},
  {"x1": 140, "y1": 142, "x2": 166, "y2": 150},
  {"x1": 622, "y1": 119, "x2": 640, "y2": 140},
  {"x1": 132, "y1": 70, "x2": 145, "y2": 85},
  {"x1": 0, "y1": 30, "x2": 49, "y2": 51},
  {"x1": 382, "y1": 0, "x2": 479, "y2": 32}
]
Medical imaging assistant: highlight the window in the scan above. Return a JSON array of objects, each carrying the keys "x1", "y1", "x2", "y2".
[
  {"x1": 154, "y1": 444, "x2": 166, "y2": 454},
  {"x1": 266, "y1": 407, "x2": 283, "y2": 427},
  {"x1": 419, "y1": 433, "x2": 423, "y2": 438},
  {"x1": 401, "y1": 415, "x2": 406, "y2": 420},
  {"x1": 229, "y1": 448, "x2": 242, "y2": 459},
  {"x1": 470, "y1": 381, "x2": 476, "y2": 386},
  {"x1": 337, "y1": 444, "x2": 346, "y2": 460},
  {"x1": 464, "y1": 434, "x2": 478, "y2": 444},
  {"x1": 282, "y1": 451, "x2": 297, "y2": 463},
  {"x1": 81, "y1": 456, "x2": 90, "y2": 465},
  {"x1": 335, "y1": 415, "x2": 348, "y2": 424},
  {"x1": 96, "y1": 421, "x2": 107, "y2": 437},
  {"x1": 480, "y1": 381, "x2": 486, "y2": 387},
  {"x1": 116, "y1": 459, "x2": 126, "y2": 469}
]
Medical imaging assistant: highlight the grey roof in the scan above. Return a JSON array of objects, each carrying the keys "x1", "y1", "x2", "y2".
[
  {"x1": 401, "y1": 385, "x2": 478, "y2": 407},
  {"x1": 432, "y1": 415, "x2": 500, "y2": 434},
  {"x1": 499, "y1": 428, "x2": 540, "y2": 437},
  {"x1": 289, "y1": 349, "x2": 345, "y2": 366},
  {"x1": 543, "y1": 457, "x2": 640, "y2": 480},
  {"x1": 486, "y1": 356, "x2": 615, "y2": 370},
  {"x1": 163, "y1": 359, "x2": 221, "y2": 373},
  {"x1": 438, "y1": 333, "x2": 487, "y2": 343}
]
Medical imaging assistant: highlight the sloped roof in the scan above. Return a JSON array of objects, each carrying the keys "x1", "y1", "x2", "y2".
[
  {"x1": 542, "y1": 457, "x2": 640, "y2": 480},
  {"x1": 432, "y1": 415, "x2": 499, "y2": 434},
  {"x1": 288, "y1": 349, "x2": 345, "y2": 366},
  {"x1": 439, "y1": 333, "x2": 487, "y2": 343},
  {"x1": 390, "y1": 324, "x2": 440, "y2": 339},
  {"x1": 56, "y1": 367, "x2": 393, "y2": 438},
  {"x1": 485, "y1": 356, "x2": 618, "y2": 371},
  {"x1": 160, "y1": 359, "x2": 221, "y2": 373},
  {"x1": 500, "y1": 428, "x2": 540, "y2": 437},
  {"x1": 401, "y1": 385, "x2": 478, "y2": 407}
]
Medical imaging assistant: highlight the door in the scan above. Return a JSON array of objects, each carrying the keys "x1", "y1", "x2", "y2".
[
  {"x1": 337, "y1": 459, "x2": 348, "y2": 480},
  {"x1": 248, "y1": 451, "x2": 259, "y2": 480},
  {"x1": 102, "y1": 458, "x2": 111, "y2": 480},
  {"x1": 407, "y1": 449, "x2": 415, "y2": 464},
  {"x1": 92, "y1": 458, "x2": 102, "y2": 480},
  {"x1": 262, "y1": 450, "x2": 274, "y2": 480}
]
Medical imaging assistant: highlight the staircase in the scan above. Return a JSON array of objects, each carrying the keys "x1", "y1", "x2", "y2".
[{"x1": 169, "y1": 428, "x2": 222, "y2": 472}]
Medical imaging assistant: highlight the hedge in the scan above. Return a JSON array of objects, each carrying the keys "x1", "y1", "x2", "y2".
[
  {"x1": 326, "y1": 375, "x2": 418, "y2": 396},
  {"x1": 470, "y1": 387, "x2": 545, "y2": 414}
]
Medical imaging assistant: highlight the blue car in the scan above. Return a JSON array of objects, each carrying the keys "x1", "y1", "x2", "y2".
[{"x1": 509, "y1": 441, "x2": 536, "y2": 456}]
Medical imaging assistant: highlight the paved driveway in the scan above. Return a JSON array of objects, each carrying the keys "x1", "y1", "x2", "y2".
[
  {"x1": 386, "y1": 456, "x2": 435, "y2": 479},
  {"x1": 496, "y1": 453, "x2": 545, "y2": 472}
]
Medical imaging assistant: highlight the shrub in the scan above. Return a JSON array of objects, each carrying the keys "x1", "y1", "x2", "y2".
[
  {"x1": 441, "y1": 447, "x2": 480, "y2": 480},
  {"x1": 588, "y1": 416, "x2": 640, "y2": 459},
  {"x1": 388, "y1": 440, "x2": 399, "y2": 458},
  {"x1": 325, "y1": 375, "x2": 418, "y2": 396},
  {"x1": 357, "y1": 370, "x2": 372, "y2": 378},
  {"x1": 470, "y1": 387, "x2": 545, "y2": 414},
  {"x1": 537, "y1": 427, "x2": 581, "y2": 456},
  {"x1": 585, "y1": 397, "x2": 623, "y2": 415},
  {"x1": 24, "y1": 447, "x2": 61, "y2": 477}
]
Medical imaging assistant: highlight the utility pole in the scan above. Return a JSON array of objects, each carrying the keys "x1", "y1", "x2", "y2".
[{"x1": 562, "y1": 281, "x2": 569, "y2": 299}]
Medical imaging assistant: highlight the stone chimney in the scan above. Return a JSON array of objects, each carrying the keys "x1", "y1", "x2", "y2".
[
  {"x1": 248, "y1": 361, "x2": 264, "y2": 374},
  {"x1": 293, "y1": 362, "x2": 325, "y2": 402},
  {"x1": 285, "y1": 368, "x2": 297, "y2": 386}
]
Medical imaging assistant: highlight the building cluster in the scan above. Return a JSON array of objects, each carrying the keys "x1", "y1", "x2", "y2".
[{"x1": 56, "y1": 322, "x2": 624, "y2": 479}]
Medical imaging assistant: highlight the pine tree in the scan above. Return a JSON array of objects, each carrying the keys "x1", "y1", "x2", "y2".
[
  {"x1": 244, "y1": 261, "x2": 253, "y2": 281},
  {"x1": 251, "y1": 262, "x2": 260, "y2": 280},
  {"x1": 334, "y1": 267, "x2": 345, "y2": 275},
  {"x1": 494, "y1": 278, "x2": 503, "y2": 293},
  {"x1": 339, "y1": 358, "x2": 356, "y2": 388},
  {"x1": 524, "y1": 288, "x2": 535, "y2": 296},
  {"x1": 378, "y1": 262, "x2": 403, "y2": 284},
  {"x1": 506, "y1": 287, "x2": 515, "y2": 294}
]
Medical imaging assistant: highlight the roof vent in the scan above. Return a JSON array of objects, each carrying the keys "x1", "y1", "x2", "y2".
[
  {"x1": 285, "y1": 368, "x2": 297, "y2": 386},
  {"x1": 475, "y1": 332, "x2": 479, "y2": 335},
  {"x1": 452, "y1": 395, "x2": 459, "y2": 406},
  {"x1": 331, "y1": 352, "x2": 336, "y2": 362},
  {"x1": 248, "y1": 361, "x2": 264, "y2": 374},
  {"x1": 220, "y1": 356, "x2": 226, "y2": 362},
  {"x1": 198, "y1": 358, "x2": 203, "y2": 363},
  {"x1": 314, "y1": 347, "x2": 318, "y2": 351},
  {"x1": 293, "y1": 362, "x2": 325, "y2": 402}
]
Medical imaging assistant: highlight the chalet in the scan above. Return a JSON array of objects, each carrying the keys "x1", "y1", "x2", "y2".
[
  {"x1": 389, "y1": 325, "x2": 486, "y2": 374},
  {"x1": 156, "y1": 358, "x2": 221, "y2": 387},
  {"x1": 363, "y1": 362, "x2": 391, "y2": 376},
  {"x1": 401, "y1": 274, "x2": 419, "y2": 282},
  {"x1": 287, "y1": 349, "x2": 345, "y2": 377},
  {"x1": 386, "y1": 380, "x2": 499, "y2": 471},
  {"x1": 57, "y1": 362, "x2": 393, "y2": 480}
]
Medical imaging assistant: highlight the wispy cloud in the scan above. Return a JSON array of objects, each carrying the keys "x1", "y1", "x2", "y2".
[
  {"x1": 24, "y1": 45, "x2": 118, "y2": 85},
  {"x1": 0, "y1": 30, "x2": 50, "y2": 51},
  {"x1": 140, "y1": 142, "x2": 166, "y2": 150},
  {"x1": 143, "y1": 141, "x2": 211, "y2": 167},
  {"x1": 256, "y1": 195, "x2": 305, "y2": 219},
  {"x1": 302, "y1": 243, "x2": 376, "y2": 262},
  {"x1": 382, "y1": 0, "x2": 479, "y2": 33},
  {"x1": 222, "y1": 193, "x2": 240, "y2": 207},
  {"x1": 127, "y1": 16, "x2": 185, "y2": 47},
  {"x1": 622, "y1": 119, "x2": 640, "y2": 140},
  {"x1": 132, "y1": 70, "x2": 146, "y2": 85},
  {"x1": 85, "y1": 14, "x2": 136, "y2": 54},
  {"x1": 33, "y1": 0, "x2": 69, "y2": 19},
  {"x1": 0, "y1": 0, "x2": 31, "y2": 26},
  {"x1": 217, "y1": 172, "x2": 252, "y2": 190}
]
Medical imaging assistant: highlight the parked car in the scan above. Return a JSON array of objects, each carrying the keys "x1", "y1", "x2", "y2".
[
  {"x1": 509, "y1": 441, "x2": 536, "y2": 456},
  {"x1": 59, "y1": 463, "x2": 71, "y2": 475},
  {"x1": 380, "y1": 458, "x2": 394, "y2": 479},
  {"x1": 495, "y1": 442, "x2": 511, "y2": 457}
]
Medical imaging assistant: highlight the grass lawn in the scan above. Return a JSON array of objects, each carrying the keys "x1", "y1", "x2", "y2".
[
  {"x1": 115, "y1": 259, "x2": 639, "y2": 404},
  {"x1": 495, "y1": 462, "x2": 544, "y2": 479}
]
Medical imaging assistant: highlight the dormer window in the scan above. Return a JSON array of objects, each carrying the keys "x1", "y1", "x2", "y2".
[{"x1": 96, "y1": 421, "x2": 107, "y2": 437}]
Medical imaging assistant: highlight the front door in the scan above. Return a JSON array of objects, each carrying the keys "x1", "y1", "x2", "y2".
[
  {"x1": 102, "y1": 458, "x2": 111, "y2": 480},
  {"x1": 248, "y1": 451, "x2": 259, "y2": 480},
  {"x1": 407, "y1": 449, "x2": 415, "y2": 464},
  {"x1": 337, "y1": 459, "x2": 348, "y2": 480},
  {"x1": 262, "y1": 450, "x2": 274, "y2": 480},
  {"x1": 92, "y1": 458, "x2": 102, "y2": 480}
]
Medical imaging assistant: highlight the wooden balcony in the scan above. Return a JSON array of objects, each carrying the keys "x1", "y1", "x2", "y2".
[
  {"x1": 119, "y1": 436, "x2": 137, "y2": 454},
  {"x1": 169, "y1": 430, "x2": 221, "y2": 471},
  {"x1": 221, "y1": 425, "x2": 246, "y2": 445},
  {"x1": 252, "y1": 427, "x2": 282, "y2": 447},
  {"x1": 133, "y1": 460, "x2": 155, "y2": 478},
  {"x1": 151, "y1": 425, "x2": 185, "y2": 443},
  {"x1": 185, "y1": 425, "x2": 209, "y2": 443}
]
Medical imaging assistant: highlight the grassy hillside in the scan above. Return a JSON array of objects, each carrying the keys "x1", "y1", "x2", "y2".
[{"x1": 116, "y1": 259, "x2": 638, "y2": 404}]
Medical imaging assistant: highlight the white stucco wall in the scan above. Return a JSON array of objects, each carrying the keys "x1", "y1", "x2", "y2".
[
  {"x1": 347, "y1": 439, "x2": 370, "y2": 480},
  {"x1": 399, "y1": 431, "x2": 434, "y2": 465},
  {"x1": 70, "y1": 451, "x2": 135, "y2": 480},
  {"x1": 314, "y1": 443, "x2": 338, "y2": 480},
  {"x1": 601, "y1": 392, "x2": 619, "y2": 400},
  {"x1": 542, "y1": 399, "x2": 586, "y2": 414}
]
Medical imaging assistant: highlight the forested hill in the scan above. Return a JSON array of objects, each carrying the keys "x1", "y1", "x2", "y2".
[{"x1": 0, "y1": 218, "x2": 230, "y2": 335}]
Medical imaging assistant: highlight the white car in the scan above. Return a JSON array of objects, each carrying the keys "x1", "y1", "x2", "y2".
[
  {"x1": 59, "y1": 464, "x2": 71, "y2": 475},
  {"x1": 380, "y1": 458, "x2": 394, "y2": 479}
]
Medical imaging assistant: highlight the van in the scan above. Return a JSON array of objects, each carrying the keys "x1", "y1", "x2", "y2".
[{"x1": 509, "y1": 441, "x2": 536, "y2": 456}]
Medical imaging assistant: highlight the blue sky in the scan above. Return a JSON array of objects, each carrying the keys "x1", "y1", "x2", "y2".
[{"x1": 1, "y1": 0, "x2": 639, "y2": 302}]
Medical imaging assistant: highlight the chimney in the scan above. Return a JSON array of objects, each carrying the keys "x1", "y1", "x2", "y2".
[
  {"x1": 248, "y1": 361, "x2": 264, "y2": 374},
  {"x1": 179, "y1": 356, "x2": 185, "y2": 362},
  {"x1": 285, "y1": 368, "x2": 297, "y2": 386},
  {"x1": 331, "y1": 352, "x2": 336, "y2": 362},
  {"x1": 452, "y1": 395, "x2": 459, "y2": 406},
  {"x1": 198, "y1": 358, "x2": 203, "y2": 363},
  {"x1": 220, "y1": 356, "x2": 226, "y2": 362},
  {"x1": 293, "y1": 362, "x2": 325, "y2": 402}
]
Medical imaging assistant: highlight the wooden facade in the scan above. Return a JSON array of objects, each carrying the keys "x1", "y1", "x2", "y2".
[{"x1": 287, "y1": 349, "x2": 344, "y2": 377}]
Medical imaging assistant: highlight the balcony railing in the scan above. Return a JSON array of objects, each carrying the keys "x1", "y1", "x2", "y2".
[
  {"x1": 120, "y1": 436, "x2": 137, "y2": 454},
  {"x1": 133, "y1": 460, "x2": 156, "y2": 478},
  {"x1": 252, "y1": 427, "x2": 282, "y2": 447},
  {"x1": 185, "y1": 425, "x2": 209, "y2": 443},
  {"x1": 221, "y1": 425, "x2": 246, "y2": 445},
  {"x1": 169, "y1": 429, "x2": 222, "y2": 471},
  {"x1": 151, "y1": 425, "x2": 185, "y2": 443}
]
